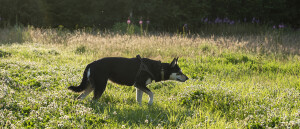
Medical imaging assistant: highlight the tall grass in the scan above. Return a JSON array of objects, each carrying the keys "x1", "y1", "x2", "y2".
[
  {"x1": 0, "y1": 25, "x2": 299, "y2": 128},
  {"x1": 1, "y1": 24, "x2": 299, "y2": 56}
]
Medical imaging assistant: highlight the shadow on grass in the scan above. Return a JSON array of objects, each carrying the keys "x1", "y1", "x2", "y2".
[{"x1": 85, "y1": 98, "x2": 191, "y2": 127}]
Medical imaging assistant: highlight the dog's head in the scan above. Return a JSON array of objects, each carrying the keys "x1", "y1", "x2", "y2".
[{"x1": 167, "y1": 57, "x2": 189, "y2": 82}]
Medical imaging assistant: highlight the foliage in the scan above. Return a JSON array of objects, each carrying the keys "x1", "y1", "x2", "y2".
[
  {"x1": 112, "y1": 22, "x2": 140, "y2": 35},
  {"x1": 0, "y1": 0, "x2": 299, "y2": 29}
]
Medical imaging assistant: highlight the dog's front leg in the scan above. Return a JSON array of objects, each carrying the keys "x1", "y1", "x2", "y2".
[
  {"x1": 135, "y1": 78, "x2": 154, "y2": 105},
  {"x1": 145, "y1": 90, "x2": 153, "y2": 105},
  {"x1": 136, "y1": 87, "x2": 153, "y2": 105},
  {"x1": 144, "y1": 78, "x2": 153, "y2": 105},
  {"x1": 135, "y1": 87, "x2": 143, "y2": 105},
  {"x1": 135, "y1": 86, "x2": 154, "y2": 105}
]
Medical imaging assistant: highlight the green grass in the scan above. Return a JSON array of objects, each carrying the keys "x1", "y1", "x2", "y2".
[{"x1": 0, "y1": 26, "x2": 299, "y2": 128}]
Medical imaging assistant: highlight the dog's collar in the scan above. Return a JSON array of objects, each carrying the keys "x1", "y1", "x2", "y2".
[{"x1": 161, "y1": 68, "x2": 164, "y2": 81}]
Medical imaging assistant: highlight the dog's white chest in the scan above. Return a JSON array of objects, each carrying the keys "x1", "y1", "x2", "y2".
[
  {"x1": 169, "y1": 73, "x2": 177, "y2": 80},
  {"x1": 87, "y1": 68, "x2": 91, "y2": 79}
]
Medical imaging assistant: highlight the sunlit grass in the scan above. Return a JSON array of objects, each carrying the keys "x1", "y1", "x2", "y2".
[{"x1": 0, "y1": 26, "x2": 299, "y2": 128}]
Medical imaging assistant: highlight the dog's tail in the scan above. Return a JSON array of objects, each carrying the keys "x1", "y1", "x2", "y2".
[{"x1": 68, "y1": 64, "x2": 91, "y2": 92}]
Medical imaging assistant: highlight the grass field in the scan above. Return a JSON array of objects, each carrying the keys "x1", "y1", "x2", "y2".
[{"x1": 0, "y1": 26, "x2": 299, "y2": 128}]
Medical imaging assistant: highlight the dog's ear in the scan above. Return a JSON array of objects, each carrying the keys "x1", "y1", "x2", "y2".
[{"x1": 170, "y1": 57, "x2": 178, "y2": 67}]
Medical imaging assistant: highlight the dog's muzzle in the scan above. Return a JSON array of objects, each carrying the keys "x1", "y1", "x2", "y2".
[{"x1": 177, "y1": 75, "x2": 189, "y2": 82}]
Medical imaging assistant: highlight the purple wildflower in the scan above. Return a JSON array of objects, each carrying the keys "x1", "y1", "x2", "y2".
[
  {"x1": 184, "y1": 24, "x2": 188, "y2": 29},
  {"x1": 204, "y1": 18, "x2": 208, "y2": 23},
  {"x1": 273, "y1": 25, "x2": 276, "y2": 29},
  {"x1": 219, "y1": 17, "x2": 223, "y2": 23},
  {"x1": 127, "y1": 19, "x2": 131, "y2": 24},
  {"x1": 215, "y1": 17, "x2": 222, "y2": 24},
  {"x1": 146, "y1": 20, "x2": 150, "y2": 24},
  {"x1": 252, "y1": 17, "x2": 259, "y2": 24},
  {"x1": 230, "y1": 20, "x2": 235, "y2": 25},
  {"x1": 223, "y1": 17, "x2": 231, "y2": 23},
  {"x1": 278, "y1": 24, "x2": 285, "y2": 28},
  {"x1": 139, "y1": 20, "x2": 143, "y2": 25},
  {"x1": 214, "y1": 18, "x2": 218, "y2": 24},
  {"x1": 255, "y1": 19, "x2": 260, "y2": 24},
  {"x1": 252, "y1": 17, "x2": 255, "y2": 23}
]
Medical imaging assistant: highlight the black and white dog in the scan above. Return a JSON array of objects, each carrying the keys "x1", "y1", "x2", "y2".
[{"x1": 68, "y1": 55, "x2": 188, "y2": 105}]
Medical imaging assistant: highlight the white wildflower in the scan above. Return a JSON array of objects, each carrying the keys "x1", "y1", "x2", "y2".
[
  {"x1": 58, "y1": 123, "x2": 64, "y2": 128},
  {"x1": 156, "y1": 123, "x2": 162, "y2": 128}
]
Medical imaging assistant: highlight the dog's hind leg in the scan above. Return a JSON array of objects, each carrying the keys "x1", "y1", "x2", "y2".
[
  {"x1": 77, "y1": 85, "x2": 93, "y2": 100},
  {"x1": 92, "y1": 78, "x2": 108, "y2": 101}
]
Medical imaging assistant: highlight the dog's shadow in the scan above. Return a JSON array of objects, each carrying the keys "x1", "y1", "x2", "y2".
[{"x1": 85, "y1": 99, "x2": 190, "y2": 127}]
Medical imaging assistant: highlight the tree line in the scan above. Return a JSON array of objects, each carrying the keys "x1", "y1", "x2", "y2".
[{"x1": 0, "y1": 0, "x2": 299, "y2": 30}]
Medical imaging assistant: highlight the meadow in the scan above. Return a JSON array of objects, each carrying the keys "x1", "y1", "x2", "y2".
[{"x1": 0, "y1": 25, "x2": 299, "y2": 128}]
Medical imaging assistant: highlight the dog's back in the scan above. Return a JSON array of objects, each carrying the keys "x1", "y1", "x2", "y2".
[{"x1": 91, "y1": 57, "x2": 140, "y2": 86}]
